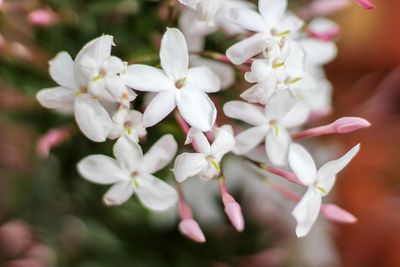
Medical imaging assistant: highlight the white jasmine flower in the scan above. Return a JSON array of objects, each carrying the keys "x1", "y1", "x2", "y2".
[
  {"x1": 289, "y1": 143, "x2": 360, "y2": 237},
  {"x1": 122, "y1": 28, "x2": 221, "y2": 132},
  {"x1": 226, "y1": 0, "x2": 304, "y2": 64},
  {"x1": 77, "y1": 135, "x2": 178, "y2": 210},
  {"x1": 36, "y1": 35, "x2": 122, "y2": 142},
  {"x1": 224, "y1": 89, "x2": 306, "y2": 166},
  {"x1": 108, "y1": 108, "x2": 147, "y2": 142},
  {"x1": 173, "y1": 125, "x2": 235, "y2": 182}
]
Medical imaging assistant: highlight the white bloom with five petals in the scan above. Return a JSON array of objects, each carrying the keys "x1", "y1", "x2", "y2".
[
  {"x1": 122, "y1": 28, "x2": 221, "y2": 132},
  {"x1": 288, "y1": 143, "x2": 360, "y2": 237},
  {"x1": 77, "y1": 135, "x2": 178, "y2": 210},
  {"x1": 173, "y1": 125, "x2": 235, "y2": 182}
]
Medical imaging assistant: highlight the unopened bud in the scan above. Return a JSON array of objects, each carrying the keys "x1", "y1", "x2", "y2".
[
  {"x1": 321, "y1": 204, "x2": 357, "y2": 223},
  {"x1": 27, "y1": 8, "x2": 57, "y2": 27},
  {"x1": 178, "y1": 219, "x2": 206, "y2": 243},
  {"x1": 224, "y1": 201, "x2": 245, "y2": 232},
  {"x1": 355, "y1": 0, "x2": 375, "y2": 9},
  {"x1": 333, "y1": 117, "x2": 371, "y2": 134}
]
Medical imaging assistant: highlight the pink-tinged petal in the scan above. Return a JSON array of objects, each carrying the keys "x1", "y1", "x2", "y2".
[
  {"x1": 355, "y1": 0, "x2": 375, "y2": 9},
  {"x1": 223, "y1": 101, "x2": 266, "y2": 126},
  {"x1": 224, "y1": 201, "x2": 245, "y2": 232},
  {"x1": 49, "y1": 52, "x2": 77, "y2": 89},
  {"x1": 288, "y1": 143, "x2": 317, "y2": 185},
  {"x1": 298, "y1": 0, "x2": 351, "y2": 19},
  {"x1": 77, "y1": 155, "x2": 129, "y2": 185},
  {"x1": 333, "y1": 117, "x2": 371, "y2": 133},
  {"x1": 140, "y1": 134, "x2": 177, "y2": 174},
  {"x1": 135, "y1": 173, "x2": 178, "y2": 211},
  {"x1": 122, "y1": 64, "x2": 175, "y2": 92},
  {"x1": 103, "y1": 181, "x2": 135, "y2": 206},
  {"x1": 160, "y1": 28, "x2": 189, "y2": 81},
  {"x1": 233, "y1": 126, "x2": 269, "y2": 155},
  {"x1": 178, "y1": 219, "x2": 206, "y2": 243},
  {"x1": 176, "y1": 89, "x2": 216, "y2": 132},
  {"x1": 143, "y1": 91, "x2": 176, "y2": 128},
  {"x1": 113, "y1": 136, "x2": 143, "y2": 173},
  {"x1": 186, "y1": 66, "x2": 221, "y2": 93},
  {"x1": 36, "y1": 87, "x2": 75, "y2": 109},
  {"x1": 292, "y1": 188, "x2": 322, "y2": 238},
  {"x1": 226, "y1": 33, "x2": 269, "y2": 65},
  {"x1": 74, "y1": 94, "x2": 113, "y2": 142},
  {"x1": 173, "y1": 153, "x2": 208, "y2": 182},
  {"x1": 307, "y1": 18, "x2": 340, "y2": 41},
  {"x1": 321, "y1": 204, "x2": 357, "y2": 223}
]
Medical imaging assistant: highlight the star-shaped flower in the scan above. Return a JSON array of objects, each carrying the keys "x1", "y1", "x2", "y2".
[
  {"x1": 77, "y1": 135, "x2": 178, "y2": 210},
  {"x1": 122, "y1": 28, "x2": 221, "y2": 132}
]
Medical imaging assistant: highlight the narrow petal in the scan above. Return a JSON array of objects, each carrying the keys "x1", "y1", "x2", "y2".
[
  {"x1": 265, "y1": 126, "x2": 290, "y2": 166},
  {"x1": 36, "y1": 87, "x2": 75, "y2": 109},
  {"x1": 173, "y1": 153, "x2": 208, "y2": 182},
  {"x1": 143, "y1": 91, "x2": 176, "y2": 128},
  {"x1": 49, "y1": 52, "x2": 77, "y2": 89},
  {"x1": 233, "y1": 126, "x2": 269, "y2": 154},
  {"x1": 265, "y1": 89, "x2": 297, "y2": 121},
  {"x1": 226, "y1": 33, "x2": 269, "y2": 65},
  {"x1": 186, "y1": 66, "x2": 221, "y2": 93},
  {"x1": 211, "y1": 125, "x2": 235, "y2": 161},
  {"x1": 135, "y1": 173, "x2": 178, "y2": 211},
  {"x1": 259, "y1": 0, "x2": 287, "y2": 26},
  {"x1": 185, "y1": 127, "x2": 211, "y2": 155},
  {"x1": 292, "y1": 188, "x2": 322, "y2": 238},
  {"x1": 103, "y1": 181, "x2": 135, "y2": 206},
  {"x1": 176, "y1": 89, "x2": 216, "y2": 132},
  {"x1": 74, "y1": 95, "x2": 113, "y2": 142},
  {"x1": 160, "y1": 28, "x2": 189, "y2": 81},
  {"x1": 121, "y1": 64, "x2": 175, "y2": 92},
  {"x1": 300, "y1": 39, "x2": 337, "y2": 66},
  {"x1": 113, "y1": 136, "x2": 143, "y2": 173},
  {"x1": 77, "y1": 155, "x2": 129, "y2": 184},
  {"x1": 223, "y1": 101, "x2": 266, "y2": 126},
  {"x1": 229, "y1": 8, "x2": 266, "y2": 32},
  {"x1": 140, "y1": 134, "x2": 177, "y2": 174},
  {"x1": 288, "y1": 143, "x2": 317, "y2": 185}
]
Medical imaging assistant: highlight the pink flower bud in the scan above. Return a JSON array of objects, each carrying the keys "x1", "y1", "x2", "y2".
[
  {"x1": 321, "y1": 204, "x2": 357, "y2": 223},
  {"x1": 27, "y1": 8, "x2": 56, "y2": 27},
  {"x1": 178, "y1": 219, "x2": 206, "y2": 243},
  {"x1": 355, "y1": 0, "x2": 375, "y2": 9},
  {"x1": 37, "y1": 127, "x2": 72, "y2": 157},
  {"x1": 333, "y1": 117, "x2": 371, "y2": 134},
  {"x1": 298, "y1": 0, "x2": 351, "y2": 19},
  {"x1": 308, "y1": 27, "x2": 340, "y2": 41},
  {"x1": 224, "y1": 202, "x2": 245, "y2": 232}
]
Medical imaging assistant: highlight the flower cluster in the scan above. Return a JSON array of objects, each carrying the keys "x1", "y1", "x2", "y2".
[{"x1": 36, "y1": 0, "x2": 371, "y2": 241}]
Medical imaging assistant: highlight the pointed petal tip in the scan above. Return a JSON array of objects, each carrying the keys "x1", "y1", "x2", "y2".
[
  {"x1": 334, "y1": 117, "x2": 371, "y2": 133},
  {"x1": 356, "y1": 0, "x2": 376, "y2": 9},
  {"x1": 224, "y1": 202, "x2": 245, "y2": 232},
  {"x1": 321, "y1": 204, "x2": 358, "y2": 224},
  {"x1": 179, "y1": 219, "x2": 206, "y2": 243}
]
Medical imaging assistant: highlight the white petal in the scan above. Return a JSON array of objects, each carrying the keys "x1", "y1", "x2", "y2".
[
  {"x1": 300, "y1": 39, "x2": 337, "y2": 66},
  {"x1": 233, "y1": 125, "x2": 269, "y2": 154},
  {"x1": 265, "y1": 126, "x2": 290, "y2": 166},
  {"x1": 265, "y1": 89, "x2": 297, "y2": 121},
  {"x1": 210, "y1": 125, "x2": 235, "y2": 161},
  {"x1": 288, "y1": 143, "x2": 317, "y2": 185},
  {"x1": 186, "y1": 66, "x2": 221, "y2": 93},
  {"x1": 229, "y1": 8, "x2": 266, "y2": 32},
  {"x1": 292, "y1": 188, "x2": 322, "y2": 238},
  {"x1": 143, "y1": 91, "x2": 176, "y2": 128},
  {"x1": 240, "y1": 79, "x2": 276, "y2": 105},
  {"x1": 113, "y1": 136, "x2": 143, "y2": 172},
  {"x1": 277, "y1": 13, "x2": 304, "y2": 34},
  {"x1": 226, "y1": 33, "x2": 269, "y2": 65},
  {"x1": 173, "y1": 153, "x2": 208, "y2": 182},
  {"x1": 245, "y1": 59, "x2": 273, "y2": 83},
  {"x1": 74, "y1": 94, "x2": 113, "y2": 142},
  {"x1": 77, "y1": 155, "x2": 129, "y2": 185},
  {"x1": 49, "y1": 52, "x2": 77, "y2": 89},
  {"x1": 103, "y1": 181, "x2": 135, "y2": 206},
  {"x1": 185, "y1": 127, "x2": 211, "y2": 155},
  {"x1": 284, "y1": 41, "x2": 305, "y2": 78},
  {"x1": 135, "y1": 173, "x2": 178, "y2": 211},
  {"x1": 160, "y1": 28, "x2": 189, "y2": 81},
  {"x1": 176, "y1": 89, "x2": 216, "y2": 132},
  {"x1": 36, "y1": 87, "x2": 75, "y2": 109},
  {"x1": 223, "y1": 101, "x2": 266, "y2": 126},
  {"x1": 122, "y1": 64, "x2": 175, "y2": 92},
  {"x1": 280, "y1": 101, "x2": 310, "y2": 128},
  {"x1": 103, "y1": 56, "x2": 125, "y2": 75},
  {"x1": 141, "y1": 134, "x2": 177, "y2": 174},
  {"x1": 259, "y1": 0, "x2": 287, "y2": 26}
]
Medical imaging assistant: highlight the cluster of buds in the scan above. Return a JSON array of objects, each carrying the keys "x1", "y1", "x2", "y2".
[{"x1": 36, "y1": 0, "x2": 372, "y2": 242}]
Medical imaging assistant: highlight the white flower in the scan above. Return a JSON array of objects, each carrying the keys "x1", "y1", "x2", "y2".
[
  {"x1": 224, "y1": 89, "x2": 307, "y2": 166},
  {"x1": 108, "y1": 108, "x2": 147, "y2": 142},
  {"x1": 226, "y1": 0, "x2": 304, "y2": 64},
  {"x1": 77, "y1": 135, "x2": 178, "y2": 211},
  {"x1": 173, "y1": 125, "x2": 235, "y2": 182},
  {"x1": 36, "y1": 35, "x2": 123, "y2": 142},
  {"x1": 288, "y1": 143, "x2": 360, "y2": 237},
  {"x1": 122, "y1": 28, "x2": 221, "y2": 131}
]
